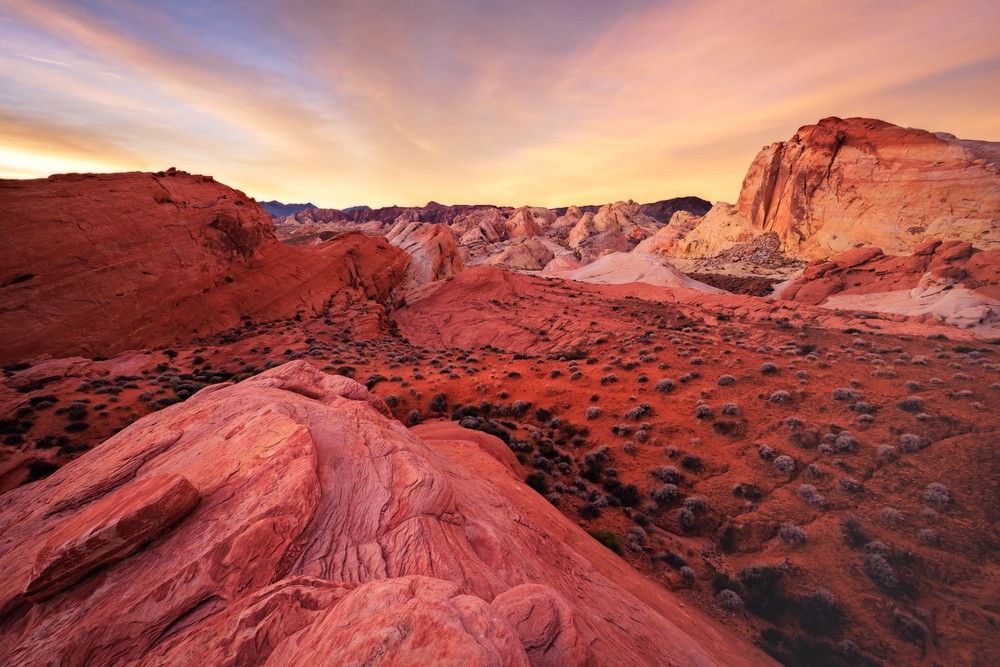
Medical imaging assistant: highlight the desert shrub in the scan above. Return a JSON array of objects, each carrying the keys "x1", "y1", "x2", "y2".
[
  {"x1": 623, "y1": 440, "x2": 635, "y2": 454},
  {"x1": 717, "y1": 589, "x2": 744, "y2": 611},
  {"x1": 797, "y1": 484, "x2": 825, "y2": 507},
  {"x1": 662, "y1": 551, "x2": 687, "y2": 569},
  {"x1": 770, "y1": 390, "x2": 792, "y2": 404},
  {"x1": 429, "y1": 393, "x2": 448, "y2": 412},
  {"x1": 850, "y1": 401, "x2": 874, "y2": 414},
  {"x1": 779, "y1": 522, "x2": 807, "y2": 545},
  {"x1": 653, "y1": 465, "x2": 680, "y2": 484},
  {"x1": 876, "y1": 444, "x2": 895, "y2": 461},
  {"x1": 501, "y1": 400, "x2": 529, "y2": 417},
  {"x1": 406, "y1": 409, "x2": 421, "y2": 425},
  {"x1": 587, "y1": 529, "x2": 623, "y2": 555},
  {"x1": 899, "y1": 433, "x2": 925, "y2": 452},
  {"x1": 841, "y1": 516, "x2": 869, "y2": 547},
  {"x1": 799, "y1": 589, "x2": 842, "y2": 636},
  {"x1": 717, "y1": 374, "x2": 736, "y2": 386},
  {"x1": 773, "y1": 455, "x2": 796, "y2": 473},
  {"x1": 683, "y1": 496, "x2": 708, "y2": 514},
  {"x1": 923, "y1": 482, "x2": 950, "y2": 508},
  {"x1": 600, "y1": 373, "x2": 618, "y2": 385},
  {"x1": 627, "y1": 526, "x2": 647, "y2": 551},
  {"x1": 694, "y1": 403, "x2": 712, "y2": 419},
  {"x1": 584, "y1": 406, "x2": 602, "y2": 421},
  {"x1": 525, "y1": 472, "x2": 550, "y2": 494},
  {"x1": 839, "y1": 477, "x2": 863, "y2": 493},
  {"x1": 655, "y1": 378, "x2": 676, "y2": 393},
  {"x1": 894, "y1": 611, "x2": 928, "y2": 643},
  {"x1": 917, "y1": 528, "x2": 937, "y2": 544},
  {"x1": 625, "y1": 403, "x2": 651, "y2": 421},
  {"x1": 897, "y1": 396, "x2": 925, "y2": 412},
  {"x1": 738, "y1": 564, "x2": 787, "y2": 621},
  {"x1": 757, "y1": 444, "x2": 776, "y2": 460},
  {"x1": 680, "y1": 454, "x2": 702, "y2": 471},
  {"x1": 834, "y1": 431, "x2": 857, "y2": 452},
  {"x1": 677, "y1": 507, "x2": 697, "y2": 531},
  {"x1": 760, "y1": 362, "x2": 779, "y2": 374},
  {"x1": 832, "y1": 388, "x2": 859, "y2": 401},
  {"x1": 881, "y1": 507, "x2": 902, "y2": 526},
  {"x1": 579, "y1": 502, "x2": 602, "y2": 519},
  {"x1": 863, "y1": 553, "x2": 899, "y2": 588},
  {"x1": 679, "y1": 566, "x2": 696, "y2": 581},
  {"x1": 722, "y1": 402, "x2": 739, "y2": 415},
  {"x1": 27, "y1": 460, "x2": 59, "y2": 481}
]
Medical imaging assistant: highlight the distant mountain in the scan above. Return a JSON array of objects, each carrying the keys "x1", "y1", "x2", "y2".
[
  {"x1": 258, "y1": 200, "x2": 316, "y2": 218},
  {"x1": 342, "y1": 205, "x2": 372, "y2": 214}
]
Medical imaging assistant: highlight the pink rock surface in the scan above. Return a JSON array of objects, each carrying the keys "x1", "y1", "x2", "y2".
[
  {"x1": 24, "y1": 473, "x2": 199, "y2": 603},
  {"x1": 265, "y1": 576, "x2": 530, "y2": 666},
  {"x1": 0, "y1": 360, "x2": 774, "y2": 666}
]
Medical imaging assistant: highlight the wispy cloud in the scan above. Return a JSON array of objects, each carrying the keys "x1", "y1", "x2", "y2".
[{"x1": 1, "y1": 0, "x2": 998, "y2": 206}]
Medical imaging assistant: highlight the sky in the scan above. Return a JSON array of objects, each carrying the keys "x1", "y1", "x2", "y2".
[{"x1": 1, "y1": 0, "x2": 998, "y2": 209}]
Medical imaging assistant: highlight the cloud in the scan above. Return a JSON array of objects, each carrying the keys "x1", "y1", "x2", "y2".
[{"x1": 1, "y1": 0, "x2": 998, "y2": 207}]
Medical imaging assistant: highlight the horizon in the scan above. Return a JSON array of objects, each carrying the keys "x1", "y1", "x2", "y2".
[{"x1": 2, "y1": 0, "x2": 999, "y2": 209}]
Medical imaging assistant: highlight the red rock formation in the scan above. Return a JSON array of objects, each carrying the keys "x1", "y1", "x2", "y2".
[
  {"x1": 487, "y1": 238, "x2": 556, "y2": 271},
  {"x1": 778, "y1": 240, "x2": 1000, "y2": 332},
  {"x1": 0, "y1": 171, "x2": 409, "y2": 364},
  {"x1": 0, "y1": 360, "x2": 773, "y2": 666},
  {"x1": 503, "y1": 206, "x2": 554, "y2": 239},
  {"x1": 385, "y1": 219, "x2": 464, "y2": 287},
  {"x1": 736, "y1": 117, "x2": 1000, "y2": 258},
  {"x1": 568, "y1": 201, "x2": 660, "y2": 262}
]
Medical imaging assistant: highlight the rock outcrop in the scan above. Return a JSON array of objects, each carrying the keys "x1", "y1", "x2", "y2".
[
  {"x1": 0, "y1": 171, "x2": 409, "y2": 364},
  {"x1": 487, "y1": 238, "x2": 556, "y2": 271},
  {"x1": 385, "y1": 219, "x2": 464, "y2": 288},
  {"x1": 503, "y1": 206, "x2": 554, "y2": 239},
  {"x1": 777, "y1": 240, "x2": 1000, "y2": 333},
  {"x1": 736, "y1": 117, "x2": 1000, "y2": 258},
  {"x1": 674, "y1": 203, "x2": 762, "y2": 258},
  {"x1": 0, "y1": 360, "x2": 773, "y2": 666},
  {"x1": 567, "y1": 201, "x2": 661, "y2": 262}
]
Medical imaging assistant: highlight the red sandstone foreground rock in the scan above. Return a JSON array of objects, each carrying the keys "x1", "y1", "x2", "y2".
[
  {"x1": 0, "y1": 170, "x2": 409, "y2": 364},
  {"x1": 0, "y1": 360, "x2": 772, "y2": 666}
]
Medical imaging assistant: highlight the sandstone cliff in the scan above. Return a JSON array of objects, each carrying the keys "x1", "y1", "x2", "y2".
[{"x1": 735, "y1": 117, "x2": 1000, "y2": 258}]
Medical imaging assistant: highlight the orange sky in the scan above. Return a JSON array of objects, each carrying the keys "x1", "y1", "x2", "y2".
[{"x1": 1, "y1": 0, "x2": 998, "y2": 208}]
